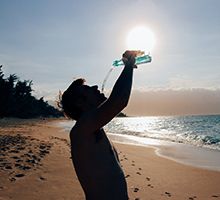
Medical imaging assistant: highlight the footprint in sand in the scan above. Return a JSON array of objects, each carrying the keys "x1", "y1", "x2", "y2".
[
  {"x1": 9, "y1": 177, "x2": 16, "y2": 182},
  {"x1": 28, "y1": 149, "x2": 33, "y2": 154},
  {"x1": 9, "y1": 150, "x2": 19, "y2": 153},
  {"x1": 125, "y1": 175, "x2": 130, "y2": 178},
  {"x1": 147, "y1": 184, "x2": 154, "y2": 188},
  {"x1": 146, "y1": 177, "x2": 150, "y2": 181},
  {"x1": 188, "y1": 196, "x2": 197, "y2": 200},
  {"x1": 136, "y1": 172, "x2": 141, "y2": 175},
  {"x1": 122, "y1": 155, "x2": 128, "y2": 160},
  {"x1": 133, "y1": 187, "x2": 139, "y2": 193},
  {"x1": 39, "y1": 176, "x2": 47, "y2": 181},
  {"x1": 165, "y1": 191, "x2": 171, "y2": 197},
  {"x1": 0, "y1": 186, "x2": 5, "y2": 190},
  {"x1": 11, "y1": 156, "x2": 19, "y2": 159},
  {"x1": 15, "y1": 173, "x2": 25, "y2": 178},
  {"x1": 4, "y1": 165, "x2": 12, "y2": 170},
  {"x1": 19, "y1": 165, "x2": 31, "y2": 170},
  {"x1": 15, "y1": 159, "x2": 23, "y2": 163},
  {"x1": 212, "y1": 195, "x2": 219, "y2": 198}
]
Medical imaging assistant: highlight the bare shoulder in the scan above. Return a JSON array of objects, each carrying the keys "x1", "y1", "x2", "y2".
[
  {"x1": 69, "y1": 120, "x2": 92, "y2": 140},
  {"x1": 71, "y1": 103, "x2": 118, "y2": 136}
]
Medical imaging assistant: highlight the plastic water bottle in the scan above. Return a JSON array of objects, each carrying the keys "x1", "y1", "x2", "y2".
[{"x1": 112, "y1": 54, "x2": 152, "y2": 67}]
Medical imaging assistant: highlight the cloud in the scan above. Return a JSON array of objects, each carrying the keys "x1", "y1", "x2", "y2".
[
  {"x1": 124, "y1": 88, "x2": 220, "y2": 116},
  {"x1": 168, "y1": 75, "x2": 220, "y2": 90}
]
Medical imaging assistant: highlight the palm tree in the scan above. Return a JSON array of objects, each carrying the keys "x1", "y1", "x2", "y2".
[
  {"x1": 0, "y1": 65, "x2": 62, "y2": 118},
  {"x1": 5, "y1": 74, "x2": 18, "y2": 116}
]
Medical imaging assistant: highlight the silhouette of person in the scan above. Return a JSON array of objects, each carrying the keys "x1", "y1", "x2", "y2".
[{"x1": 60, "y1": 51, "x2": 137, "y2": 200}]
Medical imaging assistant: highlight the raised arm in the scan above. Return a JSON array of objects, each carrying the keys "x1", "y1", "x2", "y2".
[
  {"x1": 108, "y1": 51, "x2": 137, "y2": 111},
  {"x1": 76, "y1": 51, "x2": 137, "y2": 132}
]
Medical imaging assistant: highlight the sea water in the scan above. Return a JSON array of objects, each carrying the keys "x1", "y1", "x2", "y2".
[{"x1": 105, "y1": 115, "x2": 220, "y2": 151}]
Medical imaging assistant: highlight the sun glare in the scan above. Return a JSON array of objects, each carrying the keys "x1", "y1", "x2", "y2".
[{"x1": 126, "y1": 26, "x2": 156, "y2": 53}]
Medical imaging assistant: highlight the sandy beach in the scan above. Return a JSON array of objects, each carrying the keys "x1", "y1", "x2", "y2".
[{"x1": 1, "y1": 119, "x2": 220, "y2": 200}]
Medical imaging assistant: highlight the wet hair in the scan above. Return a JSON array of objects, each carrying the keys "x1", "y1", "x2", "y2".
[{"x1": 58, "y1": 78, "x2": 86, "y2": 120}]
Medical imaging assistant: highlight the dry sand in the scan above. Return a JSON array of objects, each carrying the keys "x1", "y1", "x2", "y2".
[{"x1": 0, "y1": 118, "x2": 220, "y2": 200}]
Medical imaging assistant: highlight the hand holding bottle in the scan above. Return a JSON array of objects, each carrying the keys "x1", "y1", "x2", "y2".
[
  {"x1": 122, "y1": 50, "x2": 140, "y2": 68},
  {"x1": 102, "y1": 50, "x2": 152, "y2": 92},
  {"x1": 113, "y1": 50, "x2": 152, "y2": 67}
]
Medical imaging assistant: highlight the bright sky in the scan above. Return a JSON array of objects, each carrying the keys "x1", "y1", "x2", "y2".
[{"x1": 1, "y1": 0, "x2": 220, "y2": 115}]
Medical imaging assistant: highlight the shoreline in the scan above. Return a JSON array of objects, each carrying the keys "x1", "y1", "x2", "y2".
[
  {"x1": 1, "y1": 118, "x2": 220, "y2": 199},
  {"x1": 107, "y1": 133, "x2": 220, "y2": 172}
]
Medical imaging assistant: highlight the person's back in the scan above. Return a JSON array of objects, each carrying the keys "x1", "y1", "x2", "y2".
[
  {"x1": 71, "y1": 128, "x2": 128, "y2": 199},
  {"x1": 60, "y1": 51, "x2": 138, "y2": 200}
]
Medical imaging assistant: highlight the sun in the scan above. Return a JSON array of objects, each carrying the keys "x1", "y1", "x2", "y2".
[{"x1": 126, "y1": 26, "x2": 156, "y2": 53}]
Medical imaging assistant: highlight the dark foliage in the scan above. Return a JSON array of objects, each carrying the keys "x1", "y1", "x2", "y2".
[{"x1": 0, "y1": 65, "x2": 63, "y2": 118}]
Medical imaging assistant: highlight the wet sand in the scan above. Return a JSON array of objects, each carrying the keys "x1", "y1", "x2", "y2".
[{"x1": 0, "y1": 118, "x2": 220, "y2": 200}]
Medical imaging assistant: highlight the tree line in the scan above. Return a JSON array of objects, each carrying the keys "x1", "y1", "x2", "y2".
[{"x1": 0, "y1": 65, "x2": 62, "y2": 118}]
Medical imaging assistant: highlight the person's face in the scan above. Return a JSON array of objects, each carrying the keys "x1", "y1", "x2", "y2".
[{"x1": 79, "y1": 85, "x2": 107, "y2": 109}]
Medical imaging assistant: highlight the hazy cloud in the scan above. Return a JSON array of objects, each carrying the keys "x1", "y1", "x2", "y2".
[{"x1": 124, "y1": 88, "x2": 220, "y2": 116}]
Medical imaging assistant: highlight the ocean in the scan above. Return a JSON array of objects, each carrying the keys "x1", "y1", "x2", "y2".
[{"x1": 105, "y1": 115, "x2": 220, "y2": 151}]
